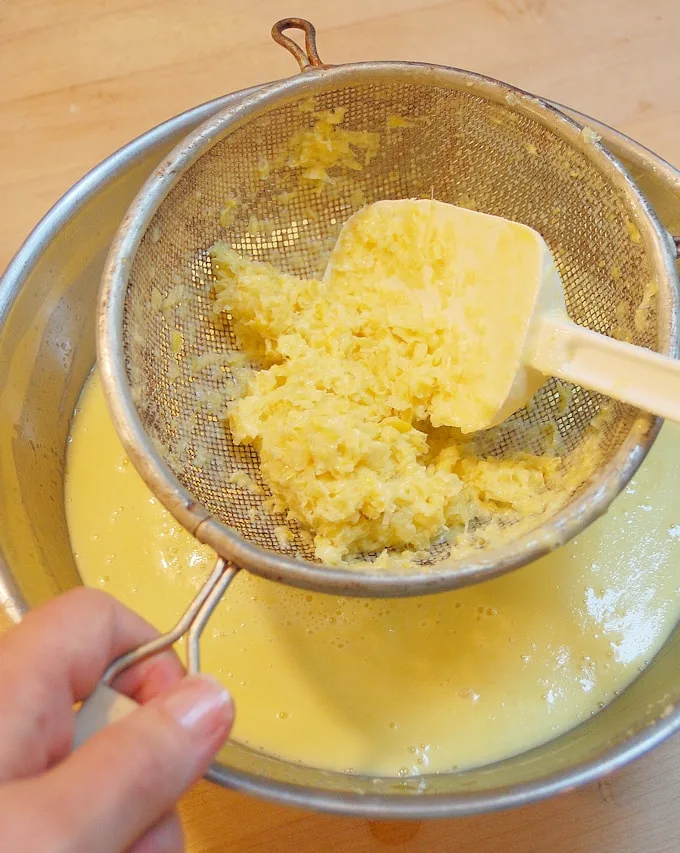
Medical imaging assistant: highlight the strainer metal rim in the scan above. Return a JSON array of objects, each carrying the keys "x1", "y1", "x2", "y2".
[{"x1": 99, "y1": 59, "x2": 679, "y2": 597}]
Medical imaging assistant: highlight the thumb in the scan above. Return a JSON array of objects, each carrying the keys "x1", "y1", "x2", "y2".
[{"x1": 29, "y1": 675, "x2": 233, "y2": 853}]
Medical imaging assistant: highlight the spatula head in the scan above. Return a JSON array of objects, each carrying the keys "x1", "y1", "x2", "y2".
[{"x1": 325, "y1": 199, "x2": 565, "y2": 432}]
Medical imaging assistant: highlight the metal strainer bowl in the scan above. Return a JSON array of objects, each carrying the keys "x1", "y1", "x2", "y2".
[{"x1": 96, "y1": 18, "x2": 679, "y2": 673}]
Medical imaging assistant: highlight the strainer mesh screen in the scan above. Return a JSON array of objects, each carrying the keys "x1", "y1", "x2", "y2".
[{"x1": 123, "y1": 81, "x2": 657, "y2": 566}]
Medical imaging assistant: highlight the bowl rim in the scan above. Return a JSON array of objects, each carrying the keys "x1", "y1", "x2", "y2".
[{"x1": 2, "y1": 81, "x2": 680, "y2": 817}]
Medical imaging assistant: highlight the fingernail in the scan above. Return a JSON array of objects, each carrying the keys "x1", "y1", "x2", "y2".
[{"x1": 158, "y1": 675, "x2": 233, "y2": 739}]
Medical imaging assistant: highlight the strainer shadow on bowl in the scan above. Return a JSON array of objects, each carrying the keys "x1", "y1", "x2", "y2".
[{"x1": 1, "y1": 20, "x2": 680, "y2": 818}]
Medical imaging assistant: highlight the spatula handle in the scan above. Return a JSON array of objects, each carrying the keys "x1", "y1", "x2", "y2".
[
  {"x1": 74, "y1": 686, "x2": 139, "y2": 748},
  {"x1": 530, "y1": 314, "x2": 680, "y2": 424}
]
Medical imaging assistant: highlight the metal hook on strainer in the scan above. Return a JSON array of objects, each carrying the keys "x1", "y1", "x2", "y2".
[
  {"x1": 75, "y1": 18, "x2": 680, "y2": 744},
  {"x1": 271, "y1": 17, "x2": 327, "y2": 71}
]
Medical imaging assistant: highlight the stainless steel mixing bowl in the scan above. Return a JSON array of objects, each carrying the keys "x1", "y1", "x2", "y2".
[{"x1": 1, "y1": 84, "x2": 680, "y2": 818}]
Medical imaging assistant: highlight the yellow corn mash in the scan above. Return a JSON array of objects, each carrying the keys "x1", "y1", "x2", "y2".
[
  {"x1": 210, "y1": 230, "x2": 561, "y2": 565},
  {"x1": 248, "y1": 106, "x2": 379, "y2": 198},
  {"x1": 286, "y1": 106, "x2": 379, "y2": 192}
]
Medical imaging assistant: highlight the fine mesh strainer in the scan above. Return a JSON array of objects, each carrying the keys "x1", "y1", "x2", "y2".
[{"x1": 82, "y1": 19, "x2": 680, "y2": 714}]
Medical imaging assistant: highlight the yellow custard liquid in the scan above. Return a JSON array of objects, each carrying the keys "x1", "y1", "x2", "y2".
[{"x1": 66, "y1": 372, "x2": 680, "y2": 776}]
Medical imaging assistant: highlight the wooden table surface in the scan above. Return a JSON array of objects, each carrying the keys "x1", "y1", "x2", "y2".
[{"x1": 2, "y1": 1, "x2": 680, "y2": 850}]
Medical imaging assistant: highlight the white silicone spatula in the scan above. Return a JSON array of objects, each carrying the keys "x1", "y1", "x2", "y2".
[{"x1": 325, "y1": 199, "x2": 680, "y2": 433}]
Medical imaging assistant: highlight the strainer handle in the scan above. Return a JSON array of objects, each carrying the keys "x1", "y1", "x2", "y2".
[
  {"x1": 271, "y1": 18, "x2": 326, "y2": 71},
  {"x1": 73, "y1": 557, "x2": 238, "y2": 747},
  {"x1": 531, "y1": 313, "x2": 680, "y2": 424}
]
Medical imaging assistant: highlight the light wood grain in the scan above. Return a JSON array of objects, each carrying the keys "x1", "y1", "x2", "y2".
[{"x1": 2, "y1": 1, "x2": 680, "y2": 850}]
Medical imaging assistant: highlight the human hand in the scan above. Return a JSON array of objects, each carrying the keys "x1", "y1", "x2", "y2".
[{"x1": 0, "y1": 588, "x2": 234, "y2": 853}]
